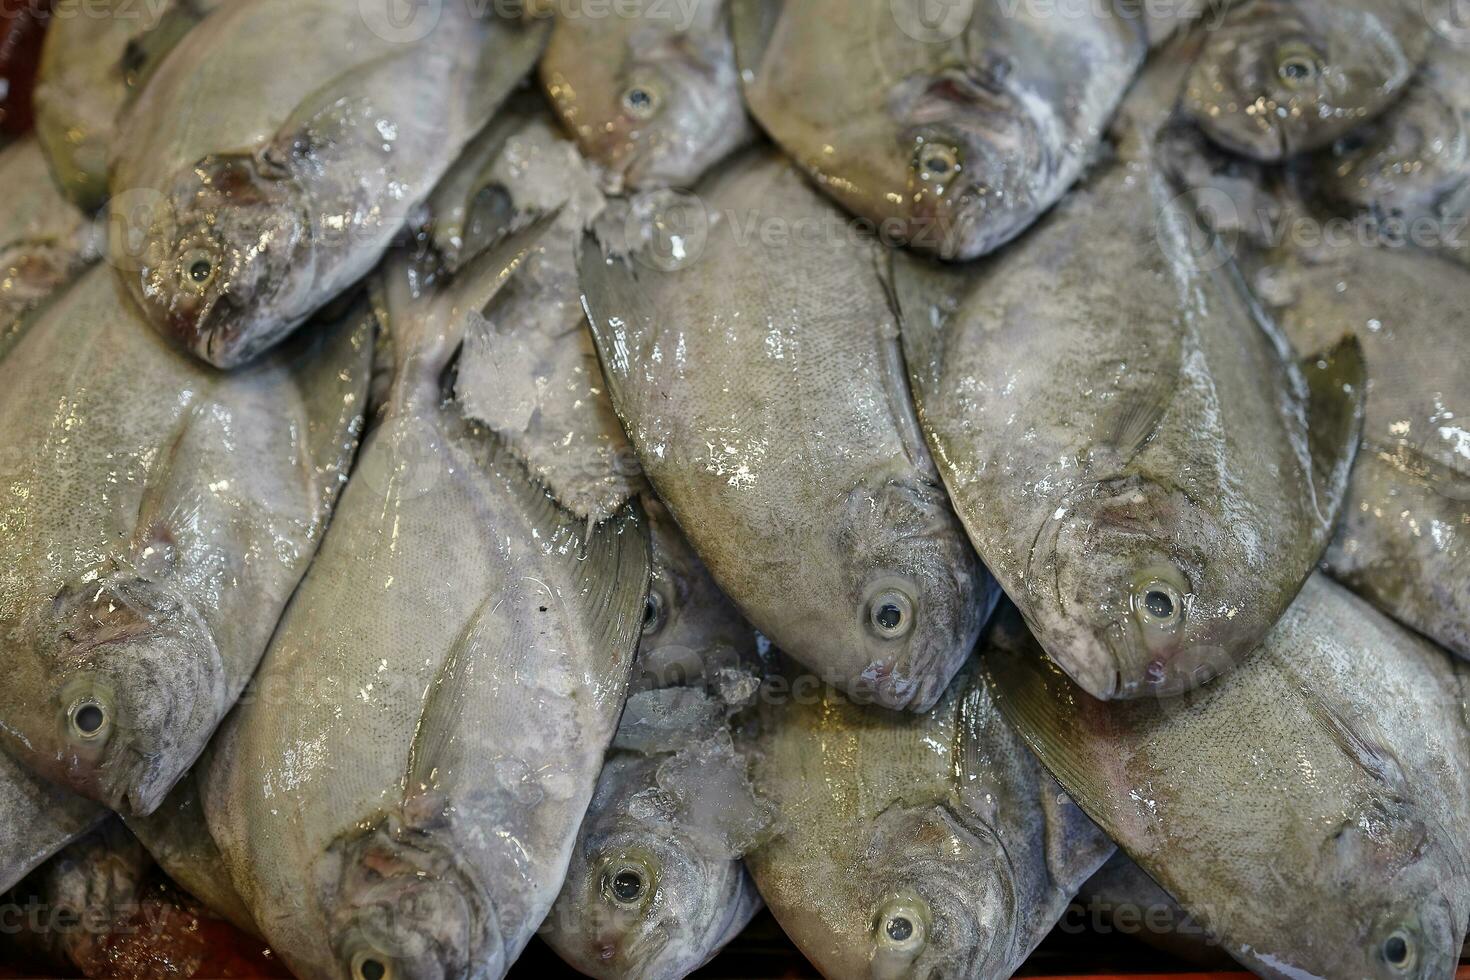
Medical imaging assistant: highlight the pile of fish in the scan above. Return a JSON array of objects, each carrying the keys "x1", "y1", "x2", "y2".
[{"x1": 0, "y1": 0, "x2": 1467, "y2": 977}]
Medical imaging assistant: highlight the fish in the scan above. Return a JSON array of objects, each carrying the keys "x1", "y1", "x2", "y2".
[
  {"x1": 197, "y1": 229, "x2": 650, "y2": 980},
  {"x1": 986, "y1": 575, "x2": 1470, "y2": 979},
  {"x1": 745, "y1": 656, "x2": 1115, "y2": 980},
  {"x1": 446, "y1": 104, "x2": 646, "y2": 523},
  {"x1": 730, "y1": 0, "x2": 1172, "y2": 260},
  {"x1": 0, "y1": 265, "x2": 373, "y2": 816},
  {"x1": 108, "y1": 0, "x2": 548, "y2": 368},
  {"x1": 0, "y1": 749, "x2": 107, "y2": 896},
  {"x1": 542, "y1": 500, "x2": 769, "y2": 979},
  {"x1": 579, "y1": 149, "x2": 998, "y2": 713},
  {"x1": 0, "y1": 137, "x2": 94, "y2": 358},
  {"x1": 1245, "y1": 226, "x2": 1470, "y2": 658},
  {"x1": 1182, "y1": 0, "x2": 1434, "y2": 161},
  {"x1": 126, "y1": 770, "x2": 261, "y2": 937},
  {"x1": 3, "y1": 819, "x2": 153, "y2": 975},
  {"x1": 893, "y1": 37, "x2": 1365, "y2": 700},
  {"x1": 540, "y1": 0, "x2": 753, "y2": 192},
  {"x1": 1074, "y1": 853, "x2": 1237, "y2": 970},
  {"x1": 1310, "y1": 40, "x2": 1470, "y2": 266},
  {"x1": 33, "y1": 0, "x2": 222, "y2": 210}
]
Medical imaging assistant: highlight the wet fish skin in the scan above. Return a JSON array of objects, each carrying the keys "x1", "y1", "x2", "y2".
[
  {"x1": 544, "y1": 501, "x2": 766, "y2": 980},
  {"x1": 541, "y1": 0, "x2": 752, "y2": 192},
  {"x1": 894, "y1": 42, "x2": 1364, "y2": 700},
  {"x1": 986, "y1": 575, "x2": 1470, "y2": 980},
  {"x1": 580, "y1": 150, "x2": 996, "y2": 713},
  {"x1": 732, "y1": 0, "x2": 1152, "y2": 260},
  {"x1": 33, "y1": 0, "x2": 220, "y2": 210},
  {"x1": 0, "y1": 266, "x2": 372, "y2": 817},
  {"x1": 0, "y1": 138, "x2": 93, "y2": 357},
  {"x1": 1310, "y1": 40, "x2": 1470, "y2": 266},
  {"x1": 1248, "y1": 239, "x2": 1470, "y2": 658},
  {"x1": 109, "y1": 0, "x2": 547, "y2": 368},
  {"x1": 0, "y1": 750, "x2": 107, "y2": 896},
  {"x1": 1183, "y1": 0, "x2": 1433, "y2": 161},
  {"x1": 745, "y1": 656, "x2": 1114, "y2": 980},
  {"x1": 200, "y1": 236, "x2": 649, "y2": 980}
]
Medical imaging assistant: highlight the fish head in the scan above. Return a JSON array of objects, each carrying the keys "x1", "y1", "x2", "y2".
[
  {"x1": 543, "y1": 816, "x2": 753, "y2": 979},
  {"x1": 319, "y1": 805, "x2": 499, "y2": 980},
  {"x1": 1036, "y1": 479, "x2": 1253, "y2": 700},
  {"x1": 1313, "y1": 84, "x2": 1470, "y2": 223},
  {"x1": 888, "y1": 63, "x2": 1056, "y2": 260},
  {"x1": 1183, "y1": 9, "x2": 1416, "y2": 161},
  {"x1": 127, "y1": 153, "x2": 313, "y2": 368},
  {"x1": 793, "y1": 803, "x2": 1014, "y2": 979},
  {"x1": 3, "y1": 572, "x2": 224, "y2": 815},
  {"x1": 1238, "y1": 801, "x2": 1465, "y2": 978},
  {"x1": 815, "y1": 477, "x2": 987, "y2": 712},
  {"x1": 548, "y1": 27, "x2": 744, "y2": 193}
]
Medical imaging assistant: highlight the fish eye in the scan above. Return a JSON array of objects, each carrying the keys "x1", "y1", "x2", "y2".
[
  {"x1": 868, "y1": 590, "x2": 915, "y2": 640},
  {"x1": 603, "y1": 863, "x2": 650, "y2": 908},
  {"x1": 350, "y1": 949, "x2": 394, "y2": 980},
  {"x1": 915, "y1": 143, "x2": 962, "y2": 186},
  {"x1": 67, "y1": 699, "x2": 110, "y2": 742},
  {"x1": 1134, "y1": 580, "x2": 1185, "y2": 628},
  {"x1": 1276, "y1": 43, "x2": 1324, "y2": 88},
  {"x1": 621, "y1": 84, "x2": 662, "y2": 121},
  {"x1": 873, "y1": 896, "x2": 929, "y2": 955},
  {"x1": 1380, "y1": 930, "x2": 1415, "y2": 972},
  {"x1": 178, "y1": 247, "x2": 219, "y2": 292},
  {"x1": 642, "y1": 589, "x2": 667, "y2": 637}
]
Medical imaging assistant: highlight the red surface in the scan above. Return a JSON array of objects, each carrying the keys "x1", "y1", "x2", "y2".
[{"x1": 0, "y1": 0, "x2": 52, "y2": 135}]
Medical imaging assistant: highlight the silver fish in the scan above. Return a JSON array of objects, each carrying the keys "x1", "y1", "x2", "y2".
[
  {"x1": 0, "y1": 750, "x2": 106, "y2": 896},
  {"x1": 108, "y1": 0, "x2": 547, "y2": 367},
  {"x1": 33, "y1": 0, "x2": 221, "y2": 209},
  {"x1": 731, "y1": 0, "x2": 1168, "y2": 259},
  {"x1": 1311, "y1": 39, "x2": 1470, "y2": 266},
  {"x1": 1183, "y1": 0, "x2": 1434, "y2": 161},
  {"x1": 580, "y1": 150, "x2": 997, "y2": 712},
  {"x1": 541, "y1": 0, "x2": 752, "y2": 192},
  {"x1": 987, "y1": 575, "x2": 1470, "y2": 979},
  {"x1": 543, "y1": 500, "x2": 768, "y2": 979},
  {"x1": 0, "y1": 266, "x2": 372, "y2": 816},
  {"x1": 746, "y1": 657, "x2": 1115, "y2": 979},
  {"x1": 198, "y1": 231, "x2": 650, "y2": 980},
  {"x1": 1248, "y1": 226, "x2": 1470, "y2": 658},
  {"x1": 0, "y1": 137, "x2": 93, "y2": 357},
  {"x1": 894, "y1": 39, "x2": 1364, "y2": 700}
]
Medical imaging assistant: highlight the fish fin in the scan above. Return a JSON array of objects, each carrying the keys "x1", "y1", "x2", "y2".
[
  {"x1": 1039, "y1": 781, "x2": 1116, "y2": 891},
  {"x1": 729, "y1": 0, "x2": 783, "y2": 81},
  {"x1": 275, "y1": 300, "x2": 376, "y2": 526},
  {"x1": 404, "y1": 594, "x2": 493, "y2": 802},
  {"x1": 871, "y1": 252, "x2": 940, "y2": 479},
  {"x1": 117, "y1": 1, "x2": 214, "y2": 102},
  {"x1": 261, "y1": 49, "x2": 425, "y2": 174},
  {"x1": 465, "y1": 16, "x2": 551, "y2": 131},
  {"x1": 385, "y1": 215, "x2": 556, "y2": 415},
  {"x1": 1097, "y1": 385, "x2": 1172, "y2": 464},
  {"x1": 980, "y1": 609, "x2": 1118, "y2": 833},
  {"x1": 567, "y1": 498, "x2": 652, "y2": 712},
  {"x1": 1295, "y1": 680, "x2": 1410, "y2": 797},
  {"x1": 577, "y1": 224, "x2": 657, "y2": 412},
  {"x1": 890, "y1": 249, "x2": 967, "y2": 422},
  {"x1": 1301, "y1": 334, "x2": 1367, "y2": 522}
]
